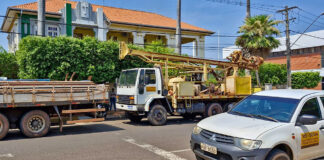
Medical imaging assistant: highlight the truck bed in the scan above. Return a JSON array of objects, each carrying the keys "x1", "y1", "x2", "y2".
[{"x1": 0, "y1": 81, "x2": 109, "y2": 108}]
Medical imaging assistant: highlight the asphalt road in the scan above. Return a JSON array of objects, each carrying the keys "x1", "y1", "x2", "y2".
[{"x1": 0, "y1": 117, "x2": 200, "y2": 160}]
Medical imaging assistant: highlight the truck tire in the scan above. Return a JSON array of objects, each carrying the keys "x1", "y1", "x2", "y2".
[
  {"x1": 266, "y1": 149, "x2": 290, "y2": 160},
  {"x1": 20, "y1": 110, "x2": 51, "y2": 138},
  {"x1": 206, "y1": 103, "x2": 223, "y2": 117},
  {"x1": 224, "y1": 102, "x2": 236, "y2": 112},
  {"x1": 0, "y1": 113, "x2": 9, "y2": 140},
  {"x1": 148, "y1": 105, "x2": 167, "y2": 126},
  {"x1": 126, "y1": 112, "x2": 143, "y2": 123}
]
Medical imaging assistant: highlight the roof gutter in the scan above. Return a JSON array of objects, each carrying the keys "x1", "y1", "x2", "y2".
[{"x1": 110, "y1": 21, "x2": 215, "y2": 35}]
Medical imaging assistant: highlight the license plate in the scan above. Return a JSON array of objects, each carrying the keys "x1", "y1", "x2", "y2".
[{"x1": 200, "y1": 143, "x2": 217, "y2": 155}]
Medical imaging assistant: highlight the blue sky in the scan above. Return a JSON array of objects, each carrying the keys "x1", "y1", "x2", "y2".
[{"x1": 1, "y1": 0, "x2": 324, "y2": 60}]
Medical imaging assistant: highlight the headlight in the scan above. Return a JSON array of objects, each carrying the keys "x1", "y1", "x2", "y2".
[
  {"x1": 234, "y1": 138, "x2": 262, "y2": 150},
  {"x1": 192, "y1": 126, "x2": 202, "y2": 135}
]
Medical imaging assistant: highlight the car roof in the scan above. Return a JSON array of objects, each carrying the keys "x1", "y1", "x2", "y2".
[{"x1": 253, "y1": 89, "x2": 324, "y2": 99}]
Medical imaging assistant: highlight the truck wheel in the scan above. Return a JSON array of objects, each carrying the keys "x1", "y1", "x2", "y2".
[
  {"x1": 126, "y1": 112, "x2": 143, "y2": 123},
  {"x1": 148, "y1": 105, "x2": 167, "y2": 126},
  {"x1": 266, "y1": 149, "x2": 290, "y2": 160},
  {"x1": 20, "y1": 110, "x2": 50, "y2": 138},
  {"x1": 0, "y1": 113, "x2": 9, "y2": 140},
  {"x1": 206, "y1": 103, "x2": 222, "y2": 117},
  {"x1": 224, "y1": 102, "x2": 236, "y2": 112}
]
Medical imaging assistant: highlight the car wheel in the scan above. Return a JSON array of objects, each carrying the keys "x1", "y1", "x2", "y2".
[
  {"x1": 20, "y1": 110, "x2": 51, "y2": 138},
  {"x1": 0, "y1": 113, "x2": 9, "y2": 140},
  {"x1": 148, "y1": 105, "x2": 167, "y2": 126},
  {"x1": 266, "y1": 149, "x2": 290, "y2": 160}
]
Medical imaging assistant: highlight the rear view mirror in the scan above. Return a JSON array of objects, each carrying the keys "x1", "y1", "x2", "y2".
[{"x1": 297, "y1": 114, "x2": 318, "y2": 126}]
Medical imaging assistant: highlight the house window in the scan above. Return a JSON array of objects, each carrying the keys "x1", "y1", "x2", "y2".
[{"x1": 47, "y1": 25, "x2": 59, "y2": 37}]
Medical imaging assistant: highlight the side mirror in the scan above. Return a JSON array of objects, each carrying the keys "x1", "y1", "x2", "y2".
[
  {"x1": 138, "y1": 84, "x2": 144, "y2": 94},
  {"x1": 297, "y1": 114, "x2": 318, "y2": 126}
]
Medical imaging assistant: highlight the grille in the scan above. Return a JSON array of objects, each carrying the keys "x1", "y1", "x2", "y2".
[
  {"x1": 200, "y1": 129, "x2": 234, "y2": 144},
  {"x1": 117, "y1": 95, "x2": 131, "y2": 104}
]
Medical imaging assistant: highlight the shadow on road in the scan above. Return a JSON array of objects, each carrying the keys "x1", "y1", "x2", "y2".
[
  {"x1": 4, "y1": 123, "x2": 123, "y2": 141},
  {"x1": 123, "y1": 116, "x2": 203, "y2": 126}
]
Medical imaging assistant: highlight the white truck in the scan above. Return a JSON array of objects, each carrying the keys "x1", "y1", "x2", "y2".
[
  {"x1": 116, "y1": 42, "x2": 262, "y2": 126},
  {"x1": 191, "y1": 89, "x2": 324, "y2": 160}
]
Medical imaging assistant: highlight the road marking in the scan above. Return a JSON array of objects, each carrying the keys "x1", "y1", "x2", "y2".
[
  {"x1": 123, "y1": 138, "x2": 187, "y2": 160},
  {"x1": 170, "y1": 149, "x2": 191, "y2": 153},
  {"x1": 0, "y1": 153, "x2": 14, "y2": 158}
]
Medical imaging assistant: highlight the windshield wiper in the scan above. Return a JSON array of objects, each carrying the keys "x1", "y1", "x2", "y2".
[
  {"x1": 230, "y1": 111, "x2": 253, "y2": 118},
  {"x1": 251, "y1": 114, "x2": 279, "y2": 122}
]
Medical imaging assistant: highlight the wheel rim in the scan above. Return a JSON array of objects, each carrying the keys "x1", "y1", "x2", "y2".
[
  {"x1": 0, "y1": 120, "x2": 3, "y2": 133},
  {"x1": 153, "y1": 109, "x2": 165, "y2": 121},
  {"x1": 27, "y1": 115, "x2": 46, "y2": 133}
]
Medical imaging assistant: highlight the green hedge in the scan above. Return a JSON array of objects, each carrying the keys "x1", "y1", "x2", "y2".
[
  {"x1": 291, "y1": 72, "x2": 321, "y2": 89},
  {"x1": 16, "y1": 36, "x2": 150, "y2": 83},
  {"x1": 0, "y1": 47, "x2": 18, "y2": 79},
  {"x1": 251, "y1": 63, "x2": 287, "y2": 86}
]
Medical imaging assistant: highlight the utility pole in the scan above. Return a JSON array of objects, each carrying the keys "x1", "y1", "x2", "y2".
[
  {"x1": 277, "y1": 6, "x2": 297, "y2": 89},
  {"x1": 246, "y1": 0, "x2": 250, "y2": 18},
  {"x1": 38, "y1": 0, "x2": 45, "y2": 36},
  {"x1": 175, "y1": 0, "x2": 182, "y2": 55}
]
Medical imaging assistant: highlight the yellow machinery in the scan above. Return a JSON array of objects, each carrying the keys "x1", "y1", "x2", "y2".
[{"x1": 119, "y1": 42, "x2": 262, "y2": 96}]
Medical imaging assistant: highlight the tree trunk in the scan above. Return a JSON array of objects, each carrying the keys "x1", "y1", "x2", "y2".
[{"x1": 256, "y1": 70, "x2": 261, "y2": 88}]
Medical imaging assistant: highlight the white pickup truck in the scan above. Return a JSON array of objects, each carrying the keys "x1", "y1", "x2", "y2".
[{"x1": 191, "y1": 89, "x2": 324, "y2": 160}]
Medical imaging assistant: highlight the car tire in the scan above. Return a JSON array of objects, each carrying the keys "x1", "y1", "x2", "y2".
[
  {"x1": 148, "y1": 105, "x2": 167, "y2": 126},
  {"x1": 266, "y1": 149, "x2": 290, "y2": 160},
  {"x1": 20, "y1": 110, "x2": 51, "y2": 138},
  {"x1": 206, "y1": 103, "x2": 223, "y2": 117},
  {"x1": 0, "y1": 113, "x2": 9, "y2": 140}
]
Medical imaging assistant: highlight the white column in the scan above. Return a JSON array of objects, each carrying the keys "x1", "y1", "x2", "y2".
[
  {"x1": 193, "y1": 38, "x2": 199, "y2": 58},
  {"x1": 132, "y1": 32, "x2": 145, "y2": 47},
  {"x1": 198, "y1": 37, "x2": 205, "y2": 58},
  {"x1": 97, "y1": 8, "x2": 108, "y2": 41},
  {"x1": 166, "y1": 34, "x2": 176, "y2": 49}
]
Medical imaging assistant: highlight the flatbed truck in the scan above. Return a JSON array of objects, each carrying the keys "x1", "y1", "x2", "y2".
[{"x1": 0, "y1": 80, "x2": 109, "y2": 140}]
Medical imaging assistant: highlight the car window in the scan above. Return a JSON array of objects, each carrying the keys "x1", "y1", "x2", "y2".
[{"x1": 299, "y1": 98, "x2": 322, "y2": 119}]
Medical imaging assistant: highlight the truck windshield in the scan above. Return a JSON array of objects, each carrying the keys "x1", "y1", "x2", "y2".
[
  {"x1": 119, "y1": 70, "x2": 138, "y2": 87},
  {"x1": 229, "y1": 95, "x2": 300, "y2": 123}
]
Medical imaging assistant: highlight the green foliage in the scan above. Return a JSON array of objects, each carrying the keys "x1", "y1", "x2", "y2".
[
  {"x1": 291, "y1": 72, "x2": 321, "y2": 89},
  {"x1": 16, "y1": 36, "x2": 151, "y2": 83},
  {"x1": 0, "y1": 47, "x2": 18, "y2": 79},
  {"x1": 236, "y1": 15, "x2": 281, "y2": 58},
  {"x1": 144, "y1": 40, "x2": 175, "y2": 54},
  {"x1": 254, "y1": 63, "x2": 287, "y2": 86}
]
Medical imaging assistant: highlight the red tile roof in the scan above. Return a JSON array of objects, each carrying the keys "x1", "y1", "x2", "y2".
[{"x1": 11, "y1": 0, "x2": 213, "y2": 33}]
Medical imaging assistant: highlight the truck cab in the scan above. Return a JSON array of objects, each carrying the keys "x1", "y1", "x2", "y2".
[
  {"x1": 191, "y1": 89, "x2": 324, "y2": 160},
  {"x1": 116, "y1": 68, "x2": 171, "y2": 125}
]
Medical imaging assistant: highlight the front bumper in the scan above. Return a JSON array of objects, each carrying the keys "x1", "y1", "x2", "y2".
[
  {"x1": 116, "y1": 103, "x2": 144, "y2": 111},
  {"x1": 190, "y1": 133, "x2": 270, "y2": 160}
]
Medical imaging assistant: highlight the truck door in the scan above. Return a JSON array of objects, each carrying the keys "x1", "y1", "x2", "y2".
[
  {"x1": 295, "y1": 97, "x2": 324, "y2": 160},
  {"x1": 137, "y1": 69, "x2": 158, "y2": 104}
]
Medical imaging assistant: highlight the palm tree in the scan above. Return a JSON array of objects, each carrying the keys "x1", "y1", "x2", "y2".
[{"x1": 235, "y1": 15, "x2": 281, "y2": 87}]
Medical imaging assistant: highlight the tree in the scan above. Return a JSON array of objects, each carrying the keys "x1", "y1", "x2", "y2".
[
  {"x1": 0, "y1": 46, "x2": 18, "y2": 79},
  {"x1": 235, "y1": 15, "x2": 281, "y2": 86}
]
